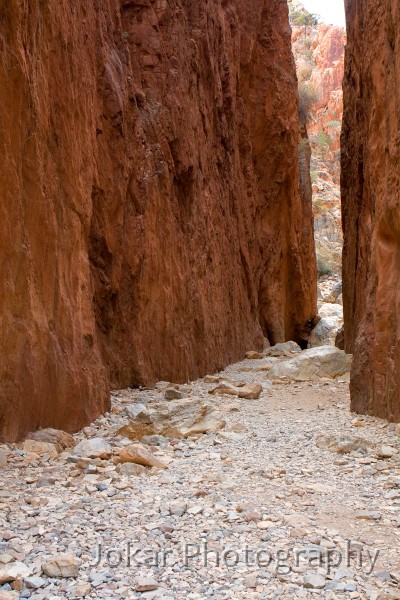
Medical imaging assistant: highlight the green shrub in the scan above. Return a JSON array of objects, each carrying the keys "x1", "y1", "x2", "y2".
[
  {"x1": 290, "y1": 9, "x2": 319, "y2": 31},
  {"x1": 317, "y1": 257, "x2": 333, "y2": 278},
  {"x1": 298, "y1": 82, "x2": 319, "y2": 123},
  {"x1": 298, "y1": 65, "x2": 313, "y2": 82},
  {"x1": 314, "y1": 130, "x2": 332, "y2": 157},
  {"x1": 326, "y1": 120, "x2": 341, "y2": 128},
  {"x1": 303, "y1": 49, "x2": 314, "y2": 62}
]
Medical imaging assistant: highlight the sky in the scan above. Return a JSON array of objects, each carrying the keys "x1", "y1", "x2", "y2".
[{"x1": 301, "y1": 0, "x2": 346, "y2": 28}]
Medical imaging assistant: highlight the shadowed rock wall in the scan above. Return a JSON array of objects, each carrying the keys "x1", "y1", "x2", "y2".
[
  {"x1": 0, "y1": 0, "x2": 317, "y2": 441},
  {"x1": 342, "y1": 0, "x2": 400, "y2": 420}
]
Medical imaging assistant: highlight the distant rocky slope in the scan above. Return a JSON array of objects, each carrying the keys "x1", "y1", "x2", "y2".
[
  {"x1": 0, "y1": 0, "x2": 317, "y2": 441},
  {"x1": 289, "y1": 0, "x2": 345, "y2": 276}
]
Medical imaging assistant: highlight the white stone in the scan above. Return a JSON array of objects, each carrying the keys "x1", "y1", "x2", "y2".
[
  {"x1": 124, "y1": 403, "x2": 149, "y2": 420},
  {"x1": 308, "y1": 316, "x2": 342, "y2": 347},
  {"x1": 303, "y1": 573, "x2": 326, "y2": 589},
  {"x1": 265, "y1": 341, "x2": 302, "y2": 356},
  {"x1": 244, "y1": 574, "x2": 258, "y2": 588},
  {"x1": 0, "y1": 592, "x2": 19, "y2": 600},
  {"x1": 0, "y1": 562, "x2": 32, "y2": 584},
  {"x1": 135, "y1": 577, "x2": 158, "y2": 592},
  {"x1": 319, "y1": 303, "x2": 343, "y2": 319},
  {"x1": 268, "y1": 346, "x2": 352, "y2": 380},
  {"x1": 378, "y1": 445, "x2": 397, "y2": 459},
  {"x1": 169, "y1": 501, "x2": 187, "y2": 516},
  {"x1": 25, "y1": 576, "x2": 46, "y2": 589},
  {"x1": 73, "y1": 438, "x2": 112, "y2": 459},
  {"x1": 69, "y1": 583, "x2": 91, "y2": 597}
]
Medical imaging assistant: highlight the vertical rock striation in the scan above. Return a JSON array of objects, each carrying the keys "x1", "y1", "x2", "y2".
[
  {"x1": 0, "y1": 0, "x2": 317, "y2": 441},
  {"x1": 342, "y1": 0, "x2": 400, "y2": 419}
]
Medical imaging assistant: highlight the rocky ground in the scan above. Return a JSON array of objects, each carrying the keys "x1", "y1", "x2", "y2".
[
  {"x1": 1, "y1": 336, "x2": 400, "y2": 599},
  {"x1": 310, "y1": 275, "x2": 343, "y2": 347},
  {"x1": 311, "y1": 152, "x2": 343, "y2": 276}
]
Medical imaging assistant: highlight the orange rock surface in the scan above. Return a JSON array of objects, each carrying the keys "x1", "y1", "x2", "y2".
[
  {"x1": 342, "y1": 0, "x2": 400, "y2": 420},
  {"x1": 290, "y1": 4, "x2": 345, "y2": 275},
  {"x1": 0, "y1": 0, "x2": 316, "y2": 441}
]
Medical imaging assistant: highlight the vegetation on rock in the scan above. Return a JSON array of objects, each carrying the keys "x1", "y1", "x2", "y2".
[{"x1": 291, "y1": 0, "x2": 345, "y2": 276}]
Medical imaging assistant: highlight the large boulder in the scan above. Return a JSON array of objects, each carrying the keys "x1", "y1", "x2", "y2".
[
  {"x1": 26, "y1": 428, "x2": 75, "y2": 450},
  {"x1": 309, "y1": 303, "x2": 343, "y2": 348},
  {"x1": 118, "y1": 398, "x2": 226, "y2": 440},
  {"x1": 318, "y1": 303, "x2": 343, "y2": 319},
  {"x1": 0, "y1": 562, "x2": 32, "y2": 584},
  {"x1": 323, "y1": 281, "x2": 343, "y2": 303},
  {"x1": 267, "y1": 346, "x2": 352, "y2": 380},
  {"x1": 22, "y1": 440, "x2": 59, "y2": 459},
  {"x1": 120, "y1": 404, "x2": 153, "y2": 439},
  {"x1": 308, "y1": 316, "x2": 342, "y2": 347}
]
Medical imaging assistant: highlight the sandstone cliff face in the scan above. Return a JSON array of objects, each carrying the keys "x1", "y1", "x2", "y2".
[
  {"x1": 0, "y1": 0, "x2": 317, "y2": 441},
  {"x1": 290, "y1": 3, "x2": 345, "y2": 276},
  {"x1": 308, "y1": 24, "x2": 344, "y2": 277},
  {"x1": 342, "y1": 0, "x2": 400, "y2": 420},
  {"x1": 308, "y1": 25, "x2": 345, "y2": 126}
]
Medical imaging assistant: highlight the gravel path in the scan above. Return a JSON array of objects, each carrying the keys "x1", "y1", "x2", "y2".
[{"x1": 1, "y1": 356, "x2": 400, "y2": 599}]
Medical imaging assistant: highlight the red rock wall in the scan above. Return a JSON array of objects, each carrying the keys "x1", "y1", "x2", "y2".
[
  {"x1": 308, "y1": 24, "x2": 345, "y2": 155},
  {"x1": 342, "y1": 0, "x2": 400, "y2": 420},
  {"x1": 0, "y1": 0, "x2": 317, "y2": 441},
  {"x1": 291, "y1": 13, "x2": 345, "y2": 274},
  {"x1": 309, "y1": 25, "x2": 345, "y2": 113}
]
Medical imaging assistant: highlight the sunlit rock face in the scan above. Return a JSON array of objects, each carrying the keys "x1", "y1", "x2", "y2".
[{"x1": 290, "y1": 3, "x2": 346, "y2": 275}]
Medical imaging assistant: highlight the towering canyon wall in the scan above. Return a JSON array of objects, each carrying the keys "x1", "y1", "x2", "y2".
[
  {"x1": 342, "y1": 0, "x2": 400, "y2": 420},
  {"x1": 0, "y1": 0, "x2": 317, "y2": 441}
]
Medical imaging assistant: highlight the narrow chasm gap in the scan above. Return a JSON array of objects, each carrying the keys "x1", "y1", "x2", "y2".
[{"x1": 289, "y1": 0, "x2": 346, "y2": 349}]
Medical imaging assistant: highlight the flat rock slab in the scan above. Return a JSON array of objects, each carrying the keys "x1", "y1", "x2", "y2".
[
  {"x1": 118, "y1": 397, "x2": 226, "y2": 439},
  {"x1": 316, "y1": 434, "x2": 373, "y2": 454},
  {"x1": 118, "y1": 444, "x2": 167, "y2": 469},
  {"x1": 73, "y1": 438, "x2": 112, "y2": 459},
  {"x1": 135, "y1": 577, "x2": 158, "y2": 592},
  {"x1": 22, "y1": 440, "x2": 59, "y2": 459},
  {"x1": 304, "y1": 573, "x2": 327, "y2": 589},
  {"x1": 268, "y1": 346, "x2": 352, "y2": 380},
  {"x1": 0, "y1": 561, "x2": 32, "y2": 584},
  {"x1": 210, "y1": 383, "x2": 262, "y2": 400},
  {"x1": 42, "y1": 553, "x2": 79, "y2": 578}
]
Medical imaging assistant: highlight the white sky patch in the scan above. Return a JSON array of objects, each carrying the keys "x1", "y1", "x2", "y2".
[{"x1": 300, "y1": 0, "x2": 346, "y2": 28}]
